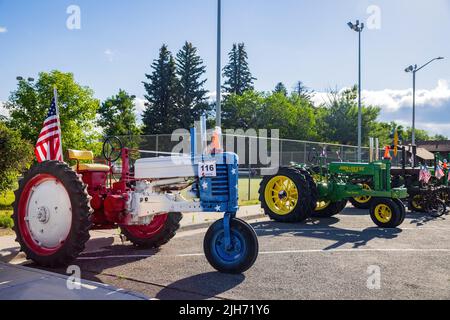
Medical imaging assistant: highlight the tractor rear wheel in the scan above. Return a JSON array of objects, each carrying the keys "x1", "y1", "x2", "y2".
[
  {"x1": 259, "y1": 167, "x2": 316, "y2": 222},
  {"x1": 120, "y1": 212, "x2": 182, "y2": 248},
  {"x1": 12, "y1": 161, "x2": 92, "y2": 267},
  {"x1": 349, "y1": 183, "x2": 373, "y2": 209},
  {"x1": 312, "y1": 200, "x2": 348, "y2": 218},
  {"x1": 408, "y1": 193, "x2": 425, "y2": 212},
  {"x1": 369, "y1": 198, "x2": 403, "y2": 228}
]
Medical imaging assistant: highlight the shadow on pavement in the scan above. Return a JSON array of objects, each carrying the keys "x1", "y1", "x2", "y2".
[
  {"x1": 156, "y1": 272, "x2": 245, "y2": 300},
  {"x1": 251, "y1": 218, "x2": 402, "y2": 250},
  {"x1": 408, "y1": 212, "x2": 448, "y2": 226}
]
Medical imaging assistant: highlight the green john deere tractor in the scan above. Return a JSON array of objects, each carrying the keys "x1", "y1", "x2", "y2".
[{"x1": 259, "y1": 155, "x2": 408, "y2": 228}]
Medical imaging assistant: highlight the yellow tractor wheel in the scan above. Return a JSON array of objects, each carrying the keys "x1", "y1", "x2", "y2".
[
  {"x1": 259, "y1": 167, "x2": 316, "y2": 222},
  {"x1": 369, "y1": 198, "x2": 403, "y2": 228},
  {"x1": 349, "y1": 183, "x2": 373, "y2": 209}
]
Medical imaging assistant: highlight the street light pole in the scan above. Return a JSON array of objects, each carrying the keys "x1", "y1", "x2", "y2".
[
  {"x1": 405, "y1": 57, "x2": 444, "y2": 147},
  {"x1": 216, "y1": 0, "x2": 222, "y2": 127},
  {"x1": 348, "y1": 20, "x2": 364, "y2": 162}
]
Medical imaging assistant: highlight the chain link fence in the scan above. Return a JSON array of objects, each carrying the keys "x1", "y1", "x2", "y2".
[{"x1": 118, "y1": 134, "x2": 394, "y2": 202}]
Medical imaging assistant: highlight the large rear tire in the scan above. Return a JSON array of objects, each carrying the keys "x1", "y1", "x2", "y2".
[
  {"x1": 12, "y1": 161, "x2": 92, "y2": 267},
  {"x1": 312, "y1": 200, "x2": 348, "y2": 218},
  {"x1": 259, "y1": 167, "x2": 316, "y2": 222},
  {"x1": 120, "y1": 212, "x2": 182, "y2": 248},
  {"x1": 349, "y1": 183, "x2": 373, "y2": 209}
]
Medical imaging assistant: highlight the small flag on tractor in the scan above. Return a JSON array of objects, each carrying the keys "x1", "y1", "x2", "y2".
[
  {"x1": 435, "y1": 164, "x2": 445, "y2": 180},
  {"x1": 35, "y1": 87, "x2": 63, "y2": 162},
  {"x1": 419, "y1": 166, "x2": 431, "y2": 184}
]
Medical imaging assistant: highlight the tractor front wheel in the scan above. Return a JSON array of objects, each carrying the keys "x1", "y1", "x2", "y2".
[
  {"x1": 204, "y1": 218, "x2": 258, "y2": 274},
  {"x1": 120, "y1": 212, "x2": 182, "y2": 248},
  {"x1": 13, "y1": 161, "x2": 92, "y2": 267},
  {"x1": 369, "y1": 198, "x2": 403, "y2": 228}
]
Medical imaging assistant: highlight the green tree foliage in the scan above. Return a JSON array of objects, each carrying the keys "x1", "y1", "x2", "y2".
[
  {"x1": 222, "y1": 91, "x2": 265, "y2": 130},
  {"x1": 176, "y1": 42, "x2": 210, "y2": 128},
  {"x1": 5, "y1": 70, "x2": 100, "y2": 154},
  {"x1": 0, "y1": 122, "x2": 33, "y2": 193},
  {"x1": 98, "y1": 89, "x2": 141, "y2": 137},
  {"x1": 142, "y1": 45, "x2": 180, "y2": 134},
  {"x1": 319, "y1": 86, "x2": 380, "y2": 145},
  {"x1": 273, "y1": 82, "x2": 288, "y2": 96},
  {"x1": 223, "y1": 43, "x2": 256, "y2": 95}
]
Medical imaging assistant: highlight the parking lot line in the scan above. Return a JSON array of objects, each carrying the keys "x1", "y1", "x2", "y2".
[{"x1": 77, "y1": 247, "x2": 450, "y2": 261}]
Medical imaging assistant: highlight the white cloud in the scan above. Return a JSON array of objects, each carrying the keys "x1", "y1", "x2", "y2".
[
  {"x1": 104, "y1": 49, "x2": 115, "y2": 62},
  {"x1": 0, "y1": 26, "x2": 7, "y2": 33},
  {"x1": 312, "y1": 80, "x2": 450, "y2": 137},
  {"x1": 134, "y1": 98, "x2": 146, "y2": 124},
  {"x1": 0, "y1": 101, "x2": 8, "y2": 118},
  {"x1": 362, "y1": 80, "x2": 450, "y2": 112}
]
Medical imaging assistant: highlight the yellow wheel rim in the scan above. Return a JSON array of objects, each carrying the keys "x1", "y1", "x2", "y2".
[
  {"x1": 374, "y1": 204, "x2": 393, "y2": 223},
  {"x1": 353, "y1": 184, "x2": 372, "y2": 204},
  {"x1": 264, "y1": 176, "x2": 299, "y2": 216},
  {"x1": 411, "y1": 195, "x2": 423, "y2": 210},
  {"x1": 315, "y1": 200, "x2": 331, "y2": 211}
]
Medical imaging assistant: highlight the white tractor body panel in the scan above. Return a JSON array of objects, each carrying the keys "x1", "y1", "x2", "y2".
[{"x1": 134, "y1": 155, "x2": 195, "y2": 179}]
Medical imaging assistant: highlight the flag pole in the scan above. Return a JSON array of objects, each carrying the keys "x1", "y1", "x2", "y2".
[{"x1": 54, "y1": 85, "x2": 64, "y2": 161}]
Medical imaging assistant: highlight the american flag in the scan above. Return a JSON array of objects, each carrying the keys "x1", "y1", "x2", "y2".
[
  {"x1": 419, "y1": 166, "x2": 431, "y2": 184},
  {"x1": 34, "y1": 91, "x2": 63, "y2": 162},
  {"x1": 435, "y1": 165, "x2": 445, "y2": 180}
]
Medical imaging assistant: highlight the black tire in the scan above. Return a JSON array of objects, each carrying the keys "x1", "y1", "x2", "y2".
[
  {"x1": 312, "y1": 200, "x2": 348, "y2": 218},
  {"x1": 369, "y1": 198, "x2": 403, "y2": 228},
  {"x1": 12, "y1": 161, "x2": 92, "y2": 267},
  {"x1": 392, "y1": 198, "x2": 407, "y2": 225},
  {"x1": 259, "y1": 167, "x2": 315, "y2": 223},
  {"x1": 408, "y1": 192, "x2": 425, "y2": 212},
  {"x1": 120, "y1": 212, "x2": 182, "y2": 248},
  {"x1": 427, "y1": 199, "x2": 447, "y2": 218},
  {"x1": 204, "y1": 218, "x2": 258, "y2": 274}
]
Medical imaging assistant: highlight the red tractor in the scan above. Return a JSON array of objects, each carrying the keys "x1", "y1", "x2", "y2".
[{"x1": 12, "y1": 130, "x2": 259, "y2": 274}]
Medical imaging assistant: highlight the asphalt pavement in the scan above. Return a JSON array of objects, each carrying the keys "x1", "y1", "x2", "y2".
[{"x1": 1, "y1": 205, "x2": 450, "y2": 300}]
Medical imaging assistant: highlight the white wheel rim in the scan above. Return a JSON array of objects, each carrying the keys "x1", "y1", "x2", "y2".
[{"x1": 25, "y1": 178, "x2": 72, "y2": 249}]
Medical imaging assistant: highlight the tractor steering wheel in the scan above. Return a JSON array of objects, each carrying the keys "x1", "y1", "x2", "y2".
[{"x1": 102, "y1": 136, "x2": 123, "y2": 163}]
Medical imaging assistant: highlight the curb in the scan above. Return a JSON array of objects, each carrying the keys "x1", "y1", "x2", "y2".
[{"x1": 180, "y1": 213, "x2": 267, "y2": 232}]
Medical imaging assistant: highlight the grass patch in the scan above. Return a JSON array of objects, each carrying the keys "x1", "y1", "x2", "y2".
[{"x1": 238, "y1": 178, "x2": 262, "y2": 206}]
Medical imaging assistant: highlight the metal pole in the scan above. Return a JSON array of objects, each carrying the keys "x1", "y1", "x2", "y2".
[
  {"x1": 215, "y1": 0, "x2": 222, "y2": 127},
  {"x1": 357, "y1": 29, "x2": 362, "y2": 162},
  {"x1": 412, "y1": 71, "x2": 416, "y2": 146}
]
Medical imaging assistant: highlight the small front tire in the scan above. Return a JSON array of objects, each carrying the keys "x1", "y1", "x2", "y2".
[
  {"x1": 204, "y1": 218, "x2": 258, "y2": 274},
  {"x1": 369, "y1": 198, "x2": 403, "y2": 228}
]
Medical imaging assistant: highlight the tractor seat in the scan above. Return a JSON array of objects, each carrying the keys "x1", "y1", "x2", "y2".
[{"x1": 68, "y1": 149, "x2": 110, "y2": 172}]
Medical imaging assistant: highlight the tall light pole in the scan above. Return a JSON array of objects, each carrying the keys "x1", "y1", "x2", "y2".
[
  {"x1": 405, "y1": 57, "x2": 444, "y2": 147},
  {"x1": 216, "y1": 0, "x2": 222, "y2": 127},
  {"x1": 347, "y1": 20, "x2": 364, "y2": 162}
]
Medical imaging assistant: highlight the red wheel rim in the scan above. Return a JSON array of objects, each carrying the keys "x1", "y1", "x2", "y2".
[
  {"x1": 18, "y1": 174, "x2": 71, "y2": 256},
  {"x1": 123, "y1": 214, "x2": 168, "y2": 239}
]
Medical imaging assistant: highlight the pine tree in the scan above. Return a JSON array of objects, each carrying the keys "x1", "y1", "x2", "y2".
[
  {"x1": 176, "y1": 42, "x2": 210, "y2": 128},
  {"x1": 274, "y1": 82, "x2": 288, "y2": 96},
  {"x1": 223, "y1": 43, "x2": 256, "y2": 95},
  {"x1": 142, "y1": 45, "x2": 179, "y2": 134},
  {"x1": 293, "y1": 81, "x2": 313, "y2": 101}
]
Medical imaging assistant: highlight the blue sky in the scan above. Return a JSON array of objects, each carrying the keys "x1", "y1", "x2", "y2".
[{"x1": 1, "y1": 0, "x2": 449, "y2": 135}]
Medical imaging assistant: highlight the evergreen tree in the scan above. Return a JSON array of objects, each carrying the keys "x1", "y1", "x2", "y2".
[
  {"x1": 98, "y1": 89, "x2": 141, "y2": 137},
  {"x1": 273, "y1": 82, "x2": 288, "y2": 96},
  {"x1": 176, "y1": 42, "x2": 210, "y2": 128},
  {"x1": 293, "y1": 81, "x2": 313, "y2": 101},
  {"x1": 223, "y1": 43, "x2": 256, "y2": 95},
  {"x1": 142, "y1": 45, "x2": 179, "y2": 134}
]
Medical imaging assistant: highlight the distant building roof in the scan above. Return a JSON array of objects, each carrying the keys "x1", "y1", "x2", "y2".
[
  {"x1": 405, "y1": 146, "x2": 435, "y2": 160},
  {"x1": 417, "y1": 140, "x2": 450, "y2": 153}
]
